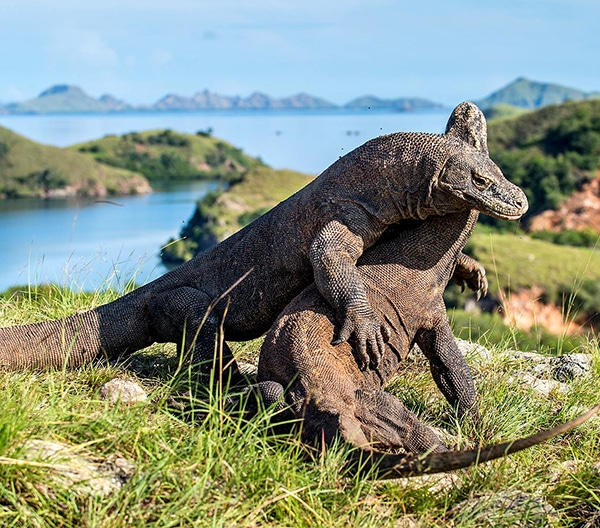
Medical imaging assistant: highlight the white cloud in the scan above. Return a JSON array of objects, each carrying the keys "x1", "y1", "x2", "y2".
[
  {"x1": 48, "y1": 28, "x2": 119, "y2": 69},
  {"x1": 78, "y1": 32, "x2": 119, "y2": 67},
  {"x1": 1, "y1": 84, "x2": 26, "y2": 103},
  {"x1": 150, "y1": 49, "x2": 174, "y2": 67}
]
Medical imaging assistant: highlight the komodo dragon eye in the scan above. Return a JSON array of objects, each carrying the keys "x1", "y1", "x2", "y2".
[{"x1": 471, "y1": 171, "x2": 491, "y2": 190}]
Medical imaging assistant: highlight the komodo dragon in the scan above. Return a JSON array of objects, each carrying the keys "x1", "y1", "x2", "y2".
[
  {"x1": 0, "y1": 102, "x2": 527, "y2": 382},
  {"x1": 257, "y1": 209, "x2": 486, "y2": 438},
  {"x1": 255, "y1": 210, "x2": 599, "y2": 476}
]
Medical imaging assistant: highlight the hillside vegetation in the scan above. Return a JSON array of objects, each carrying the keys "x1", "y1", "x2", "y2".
[
  {"x1": 0, "y1": 126, "x2": 150, "y2": 199},
  {"x1": 487, "y1": 99, "x2": 600, "y2": 223},
  {"x1": 73, "y1": 129, "x2": 262, "y2": 183}
]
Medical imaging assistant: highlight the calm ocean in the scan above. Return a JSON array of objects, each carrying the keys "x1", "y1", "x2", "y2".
[{"x1": 0, "y1": 109, "x2": 449, "y2": 291}]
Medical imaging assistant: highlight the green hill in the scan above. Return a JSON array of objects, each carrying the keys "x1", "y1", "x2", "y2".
[
  {"x1": 483, "y1": 104, "x2": 529, "y2": 121},
  {"x1": 72, "y1": 129, "x2": 262, "y2": 183},
  {"x1": 486, "y1": 98, "x2": 600, "y2": 221},
  {"x1": 0, "y1": 126, "x2": 150, "y2": 199},
  {"x1": 476, "y1": 77, "x2": 599, "y2": 110}
]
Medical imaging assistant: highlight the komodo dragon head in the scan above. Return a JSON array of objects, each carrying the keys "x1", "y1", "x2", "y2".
[{"x1": 434, "y1": 101, "x2": 528, "y2": 220}]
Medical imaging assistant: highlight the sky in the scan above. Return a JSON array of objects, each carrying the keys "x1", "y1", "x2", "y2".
[{"x1": 1, "y1": 0, "x2": 598, "y2": 107}]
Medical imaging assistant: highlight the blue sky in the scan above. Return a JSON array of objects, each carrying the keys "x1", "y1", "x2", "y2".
[{"x1": 1, "y1": 0, "x2": 598, "y2": 106}]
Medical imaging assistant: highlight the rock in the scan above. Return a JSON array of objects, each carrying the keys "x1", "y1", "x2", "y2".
[
  {"x1": 393, "y1": 472, "x2": 460, "y2": 494},
  {"x1": 20, "y1": 439, "x2": 135, "y2": 497},
  {"x1": 506, "y1": 351, "x2": 592, "y2": 396},
  {"x1": 508, "y1": 351, "x2": 592, "y2": 381},
  {"x1": 448, "y1": 489, "x2": 557, "y2": 527},
  {"x1": 99, "y1": 378, "x2": 148, "y2": 404},
  {"x1": 412, "y1": 338, "x2": 492, "y2": 365},
  {"x1": 550, "y1": 353, "x2": 592, "y2": 382},
  {"x1": 455, "y1": 337, "x2": 492, "y2": 363},
  {"x1": 508, "y1": 371, "x2": 568, "y2": 397}
]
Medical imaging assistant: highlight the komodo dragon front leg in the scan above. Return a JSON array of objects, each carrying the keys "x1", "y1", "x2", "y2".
[
  {"x1": 415, "y1": 317, "x2": 479, "y2": 422},
  {"x1": 310, "y1": 219, "x2": 391, "y2": 371}
]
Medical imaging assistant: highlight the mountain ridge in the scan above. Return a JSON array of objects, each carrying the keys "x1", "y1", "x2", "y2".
[
  {"x1": 476, "y1": 77, "x2": 600, "y2": 110},
  {"x1": 0, "y1": 84, "x2": 444, "y2": 115},
  {"x1": 3, "y1": 78, "x2": 597, "y2": 115}
]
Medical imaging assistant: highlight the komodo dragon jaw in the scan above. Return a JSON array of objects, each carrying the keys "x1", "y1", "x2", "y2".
[{"x1": 364, "y1": 404, "x2": 600, "y2": 478}]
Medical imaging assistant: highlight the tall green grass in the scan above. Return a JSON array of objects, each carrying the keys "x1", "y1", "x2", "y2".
[{"x1": 0, "y1": 284, "x2": 598, "y2": 527}]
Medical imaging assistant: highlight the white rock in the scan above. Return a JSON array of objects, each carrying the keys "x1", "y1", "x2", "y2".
[
  {"x1": 449, "y1": 489, "x2": 556, "y2": 527},
  {"x1": 20, "y1": 439, "x2": 135, "y2": 497},
  {"x1": 508, "y1": 371, "x2": 569, "y2": 397},
  {"x1": 99, "y1": 377, "x2": 148, "y2": 404}
]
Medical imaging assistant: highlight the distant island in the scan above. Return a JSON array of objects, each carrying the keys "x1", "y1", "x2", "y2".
[
  {"x1": 0, "y1": 77, "x2": 597, "y2": 118},
  {"x1": 0, "y1": 84, "x2": 444, "y2": 115},
  {"x1": 476, "y1": 77, "x2": 599, "y2": 110}
]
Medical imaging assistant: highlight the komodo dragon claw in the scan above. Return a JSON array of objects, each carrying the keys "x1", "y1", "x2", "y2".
[
  {"x1": 452, "y1": 253, "x2": 488, "y2": 300},
  {"x1": 365, "y1": 404, "x2": 600, "y2": 478},
  {"x1": 332, "y1": 310, "x2": 391, "y2": 370}
]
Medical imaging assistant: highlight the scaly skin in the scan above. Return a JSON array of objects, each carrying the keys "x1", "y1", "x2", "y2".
[
  {"x1": 258, "y1": 210, "x2": 484, "y2": 452},
  {"x1": 0, "y1": 102, "x2": 527, "y2": 380},
  {"x1": 256, "y1": 212, "x2": 597, "y2": 475}
]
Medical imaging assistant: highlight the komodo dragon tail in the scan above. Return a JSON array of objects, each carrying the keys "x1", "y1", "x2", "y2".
[
  {"x1": 0, "y1": 296, "x2": 153, "y2": 370},
  {"x1": 364, "y1": 404, "x2": 599, "y2": 478}
]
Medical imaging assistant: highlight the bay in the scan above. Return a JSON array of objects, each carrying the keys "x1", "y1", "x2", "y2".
[
  {"x1": 0, "y1": 109, "x2": 449, "y2": 292},
  {"x1": 0, "y1": 181, "x2": 219, "y2": 292},
  {"x1": 0, "y1": 109, "x2": 449, "y2": 174}
]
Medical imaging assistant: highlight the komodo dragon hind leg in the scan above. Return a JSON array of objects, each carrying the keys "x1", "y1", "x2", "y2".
[
  {"x1": 415, "y1": 321, "x2": 480, "y2": 424},
  {"x1": 353, "y1": 389, "x2": 448, "y2": 454},
  {"x1": 148, "y1": 286, "x2": 243, "y2": 387}
]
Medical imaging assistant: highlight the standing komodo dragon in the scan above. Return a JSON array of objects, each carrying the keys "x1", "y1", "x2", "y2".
[
  {"x1": 256, "y1": 210, "x2": 599, "y2": 476},
  {"x1": 0, "y1": 102, "x2": 527, "y2": 382}
]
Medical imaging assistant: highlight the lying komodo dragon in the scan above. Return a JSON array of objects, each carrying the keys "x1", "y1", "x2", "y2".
[
  {"x1": 0, "y1": 102, "x2": 527, "y2": 383},
  {"x1": 255, "y1": 209, "x2": 599, "y2": 476}
]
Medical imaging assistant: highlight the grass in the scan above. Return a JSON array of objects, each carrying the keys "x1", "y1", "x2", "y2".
[
  {"x1": 0, "y1": 282, "x2": 599, "y2": 527},
  {"x1": 468, "y1": 227, "x2": 600, "y2": 300}
]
